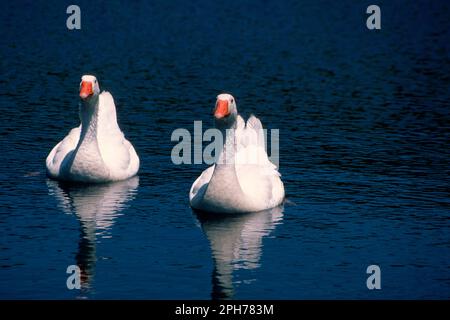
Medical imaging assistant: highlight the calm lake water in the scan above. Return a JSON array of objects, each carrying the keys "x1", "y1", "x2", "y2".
[{"x1": 1, "y1": 0, "x2": 449, "y2": 299}]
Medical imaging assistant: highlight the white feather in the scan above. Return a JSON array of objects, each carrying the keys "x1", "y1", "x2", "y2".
[
  {"x1": 46, "y1": 78, "x2": 139, "y2": 183},
  {"x1": 190, "y1": 99, "x2": 285, "y2": 213}
]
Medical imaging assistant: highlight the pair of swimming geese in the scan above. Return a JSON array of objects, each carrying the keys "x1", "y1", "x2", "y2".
[{"x1": 46, "y1": 75, "x2": 285, "y2": 214}]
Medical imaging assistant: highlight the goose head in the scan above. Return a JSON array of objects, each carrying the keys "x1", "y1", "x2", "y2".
[
  {"x1": 79, "y1": 75, "x2": 100, "y2": 101},
  {"x1": 214, "y1": 93, "x2": 238, "y2": 128}
]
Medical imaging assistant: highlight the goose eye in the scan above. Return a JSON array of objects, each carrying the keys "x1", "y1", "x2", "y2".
[{"x1": 230, "y1": 99, "x2": 234, "y2": 104}]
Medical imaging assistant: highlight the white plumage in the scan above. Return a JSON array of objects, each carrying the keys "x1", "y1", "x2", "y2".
[
  {"x1": 46, "y1": 75, "x2": 139, "y2": 183},
  {"x1": 190, "y1": 94, "x2": 284, "y2": 213}
]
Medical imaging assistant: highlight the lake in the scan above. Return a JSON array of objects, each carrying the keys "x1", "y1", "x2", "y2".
[{"x1": 0, "y1": 0, "x2": 449, "y2": 299}]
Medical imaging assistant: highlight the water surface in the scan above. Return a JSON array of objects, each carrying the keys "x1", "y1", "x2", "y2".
[{"x1": 0, "y1": 0, "x2": 449, "y2": 299}]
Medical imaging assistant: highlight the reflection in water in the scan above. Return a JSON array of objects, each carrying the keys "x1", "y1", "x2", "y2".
[
  {"x1": 47, "y1": 177, "x2": 139, "y2": 293},
  {"x1": 195, "y1": 206, "x2": 284, "y2": 299}
]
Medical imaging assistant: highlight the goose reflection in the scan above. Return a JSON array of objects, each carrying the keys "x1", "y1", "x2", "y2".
[
  {"x1": 47, "y1": 177, "x2": 139, "y2": 293},
  {"x1": 195, "y1": 206, "x2": 284, "y2": 300}
]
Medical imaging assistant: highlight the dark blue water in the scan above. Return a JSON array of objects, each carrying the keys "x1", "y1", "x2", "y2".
[{"x1": 1, "y1": 0, "x2": 449, "y2": 299}]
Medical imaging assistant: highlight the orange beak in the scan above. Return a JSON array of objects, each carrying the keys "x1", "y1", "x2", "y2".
[
  {"x1": 214, "y1": 100, "x2": 230, "y2": 119},
  {"x1": 79, "y1": 81, "x2": 93, "y2": 99}
]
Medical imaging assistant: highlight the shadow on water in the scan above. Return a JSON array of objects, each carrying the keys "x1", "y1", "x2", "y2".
[
  {"x1": 194, "y1": 206, "x2": 284, "y2": 300},
  {"x1": 46, "y1": 177, "x2": 139, "y2": 296}
]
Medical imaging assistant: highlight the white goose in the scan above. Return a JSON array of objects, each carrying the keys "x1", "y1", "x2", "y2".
[
  {"x1": 189, "y1": 93, "x2": 285, "y2": 213},
  {"x1": 46, "y1": 75, "x2": 139, "y2": 183}
]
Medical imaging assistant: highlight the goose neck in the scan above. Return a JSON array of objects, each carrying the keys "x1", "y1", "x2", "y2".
[{"x1": 79, "y1": 96, "x2": 100, "y2": 137}]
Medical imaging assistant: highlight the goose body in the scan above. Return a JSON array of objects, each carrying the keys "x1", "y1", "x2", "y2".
[
  {"x1": 189, "y1": 94, "x2": 284, "y2": 214},
  {"x1": 46, "y1": 75, "x2": 139, "y2": 183}
]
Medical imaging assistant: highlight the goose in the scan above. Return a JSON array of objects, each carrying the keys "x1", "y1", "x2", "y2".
[
  {"x1": 189, "y1": 93, "x2": 285, "y2": 213},
  {"x1": 46, "y1": 75, "x2": 139, "y2": 183}
]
